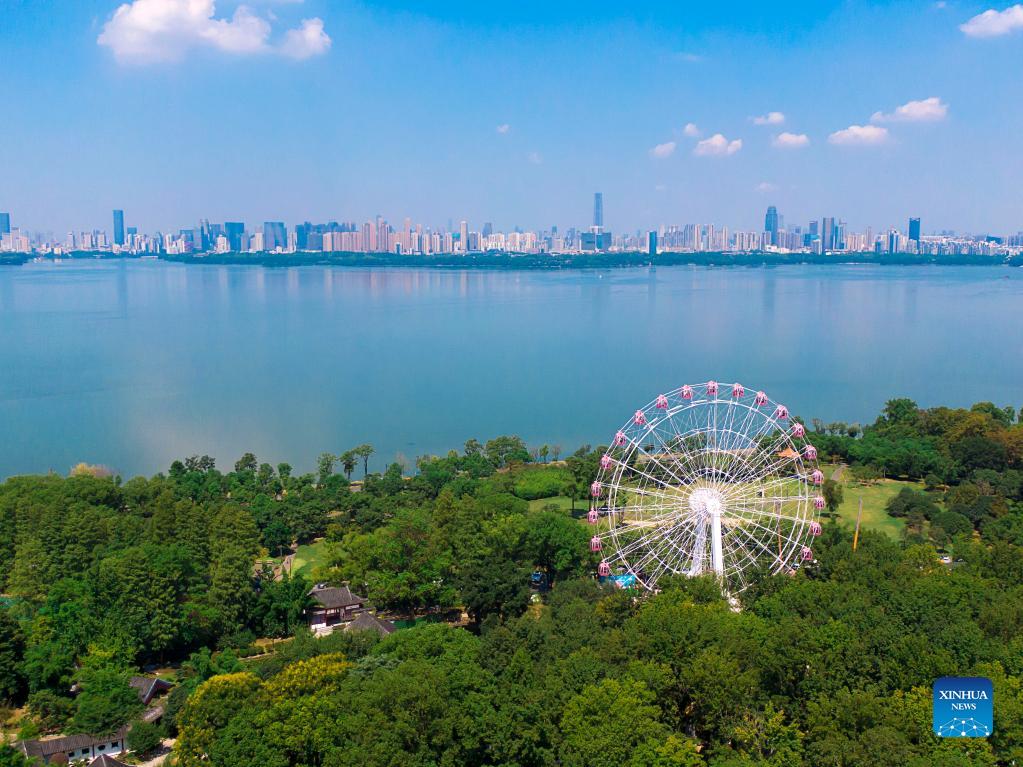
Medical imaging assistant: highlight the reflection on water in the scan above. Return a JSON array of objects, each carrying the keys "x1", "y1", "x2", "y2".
[{"x1": 0, "y1": 260, "x2": 1020, "y2": 478}]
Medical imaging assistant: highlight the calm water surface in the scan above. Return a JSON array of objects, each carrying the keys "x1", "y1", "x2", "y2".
[{"x1": 1, "y1": 260, "x2": 1020, "y2": 478}]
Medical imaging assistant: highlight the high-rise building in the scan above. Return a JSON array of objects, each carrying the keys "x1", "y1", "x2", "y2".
[
  {"x1": 262, "y1": 221, "x2": 287, "y2": 251},
  {"x1": 821, "y1": 217, "x2": 836, "y2": 251},
  {"x1": 459, "y1": 220, "x2": 469, "y2": 252},
  {"x1": 909, "y1": 217, "x2": 921, "y2": 242},
  {"x1": 0, "y1": 212, "x2": 11, "y2": 235},
  {"x1": 112, "y1": 210, "x2": 125, "y2": 246},
  {"x1": 593, "y1": 193, "x2": 604, "y2": 230},
  {"x1": 225, "y1": 222, "x2": 245, "y2": 251},
  {"x1": 764, "y1": 206, "x2": 779, "y2": 246},
  {"x1": 648, "y1": 231, "x2": 658, "y2": 256}
]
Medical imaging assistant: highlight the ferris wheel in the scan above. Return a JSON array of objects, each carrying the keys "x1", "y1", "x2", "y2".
[{"x1": 587, "y1": 381, "x2": 824, "y2": 593}]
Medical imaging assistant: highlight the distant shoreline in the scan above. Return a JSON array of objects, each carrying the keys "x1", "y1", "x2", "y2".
[{"x1": 7, "y1": 250, "x2": 1022, "y2": 269}]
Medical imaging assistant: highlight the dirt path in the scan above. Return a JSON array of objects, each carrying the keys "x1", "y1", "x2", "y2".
[{"x1": 135, "y1": 739, "x2": 176, "y2": 767}]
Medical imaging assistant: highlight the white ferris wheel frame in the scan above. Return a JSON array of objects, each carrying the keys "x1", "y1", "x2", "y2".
[{"x1": 590, "y1": 381, "x2": 823, "y2": 593}]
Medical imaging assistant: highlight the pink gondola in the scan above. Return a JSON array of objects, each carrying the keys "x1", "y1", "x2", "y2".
[
  {"x1": 804, "y1": 445, "x2": 818, "y2": 460},
  {"x1": 598, "y1": 560, "x2": 611, "y2": 577},
  {"x1": 587, "y1": 507, "x2": 599, "y2": 524},
  {"x1": 810, "y1": 521, "x2": 823, "y2": 536},
  {"x1": 590, "y1": 536, "x2": 603, "y2": 552},
  {"x1": 774, "y1": 404, "x2": 789, "y2": 420},
  {"x1": 634, "y1": 410, "x2": 647, "y2": 426},
  {"x1": 590, "y1": 481, "x2": 602, "y2": 497},
  {"x1": 811, "y1": 469, "x2": 824, "y2": 485},
  {"x1": 732, "y1": 383, "x2": 745, "y2": 398},
  {"x1": 706, "y1": 381, "x2": 719, "y2": 396},
  {"x1": 600, "y1": 453, "x2": 613, "y2": 470},
  {"x1": 754, "y1": 391, "x2": 768, "y2": 407},
  {"x1": 813, "y1": 496, "x2": 826, "y2": 510},
  {"x1": 791, "y1": 422, "x2": 806, "y2": 438},
  {"x1": 655, "y1": 394, "x2": 669, "y2": 409},
  {"x1": 614, "y1": 431, "x2": 626, "y2": 446},
  {"x1": 680, "y1": 384, "x2": 694, "y2": 399},
  {"x1": 801, "y1": 546, "x2": 813, "y2": 561}
]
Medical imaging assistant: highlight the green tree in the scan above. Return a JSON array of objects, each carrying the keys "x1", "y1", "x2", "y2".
[
  {"x1": 821, "y1": 478, "x2": 843, "y2": 512},
  {"x1": 560, "y1": 678, "x2": 673, "y2": 767},
  {"x1": 0, "y1": 609, "x2": 25, "y2": 703},
  {"x1": 339, "y1": 451, "x2": 357, "y2": 480},
  {"x1": 127, "y1": 719, "x2": 164, "y2": 755},
  {"x1": 317, "y1": 452, "x2": 336, "y2": 486},
  {"x1": 70, "y1": 651, "x2": 143, "y2": 737}
]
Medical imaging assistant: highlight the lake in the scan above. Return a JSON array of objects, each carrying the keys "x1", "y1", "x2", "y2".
[{"x1": 1, "y1": 259, "x2": 1020, "y2": 479}]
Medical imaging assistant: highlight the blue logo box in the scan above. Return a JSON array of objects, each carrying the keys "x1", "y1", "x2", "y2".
[{"x1": 933, "y1": 677, "x2": 993, "y2": 737}]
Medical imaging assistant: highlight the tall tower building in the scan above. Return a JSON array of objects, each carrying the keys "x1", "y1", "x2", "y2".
[
  {"x1": 821, "y1": 217, "x2": 836, "y2": 251},
  {"x1": 0, "y1": 213, "x2": 9, "y2": 235},
  {"x1": 593, "y1": 193, "x2": 604, "y2": 231},
  {"x1": 459, "y1": 220, "x2": 469, "y2": 252},
  {"x1": 112, "y1": 210, "x2": 125, "y2": 246},
  {"x1": 908, "y1": 217, "x2": 921, "y2": 242},
  {"x1": 764, "y1": 206, "x2": 779, "y2": 246}
]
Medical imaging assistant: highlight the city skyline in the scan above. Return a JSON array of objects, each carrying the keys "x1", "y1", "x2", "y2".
[
  {"x1": 3, "y1": 196, "x2": 1021, "y2": 257},
  {"x1": 3, "y1": 1, "x2": 1023, "y2": 234}
]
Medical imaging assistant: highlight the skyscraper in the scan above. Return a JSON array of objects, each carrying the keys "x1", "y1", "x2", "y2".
[
  {"x1": 821, "y1": 217, "x2": 836, "y2": 251},
  {"x1": 262, "y1": 221, "x2": 287, "y2": 251},
  {"x1": 764, "y1": 206, "x2": 779, "y2": 246},
  {"x1": 225, "y1": 222, "x2": 245, "y2": 252},
  {"x1": 0, "y1": 212, "x2": 11, "y2": 235},
  {"x1": 593, "y1": 193, "x2": 604, "y2": 230},
  {"x1": 459, "y1": 220, "x2": 469, "y2": 252},
  {"x1": 112, "y1": 210, "x2": 125, "y2": 246},
  {"x1": 909, "y1": 217, "x2": 921, "y2": 242},
  {"x1": 648, "y1": 231, "x2": 658, "y2": 256}
]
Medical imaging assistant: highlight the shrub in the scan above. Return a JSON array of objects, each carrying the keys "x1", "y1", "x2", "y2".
[{"x1": 127, "y1": 719, "x2": 163, "y2": 755}]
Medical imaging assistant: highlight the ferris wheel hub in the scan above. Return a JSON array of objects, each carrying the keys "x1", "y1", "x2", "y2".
[{"x1": 688, "y1": 487, "x2": 725, "y2": 519}]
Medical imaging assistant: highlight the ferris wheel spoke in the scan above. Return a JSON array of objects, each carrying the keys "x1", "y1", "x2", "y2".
[
  {"x1": 727, "y1": 514, "x2": 805, "y2": 562},
  {"x1": 724, "y1": 522, "x2": 784, "y2": 568},
  {"x1": 626, "y1": 432, "x2": 694, "y2": 490}
]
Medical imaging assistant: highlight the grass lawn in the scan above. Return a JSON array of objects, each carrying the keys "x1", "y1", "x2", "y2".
[
  {"x1": 528, "y1": 496, "x2": 584, "y2": 515},
  {"x1": 292, "y1": 539, "x2": 330, "y2": 575},
  {"x1": 831, "y1": 477, "x2": 923, "y2": 539}
]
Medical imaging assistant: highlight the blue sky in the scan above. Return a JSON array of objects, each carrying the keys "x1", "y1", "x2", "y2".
[{"x1": 3, "y1": 0, "x2": 1023, "y2": 235}]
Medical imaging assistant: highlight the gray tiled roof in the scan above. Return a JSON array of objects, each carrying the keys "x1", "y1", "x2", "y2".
[
  {"x1": 19, "y1": 727, "x2": 128, "y2": 759},
  {"x1": 309, "y1": 583, "x2": 367, "y2": 609},
  {"x1": 344, "y1": 611, "x2": 396, "y2": 636}
]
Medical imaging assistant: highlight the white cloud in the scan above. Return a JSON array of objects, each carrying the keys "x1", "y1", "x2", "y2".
[
  {"x1": 649, "y1": 141, "x2": 677, "y2": 159},
  {"x1": 683, "y1": 122, "x2": 701, "y2": 138},
  {"x1": 772, "y1": 132, "x2": 810, "y2": 149},
  {"x1": 693, "y1": 133, "x2": 742, "y2": 157},
  {"x1": 756, "y1": 181, "x2": 779, "y2": 193},
  {"x1": 870, "y1": 97, "x2": 948, "y2": 123},
  {"x1": 960, "y1": 4, "x2": 1023, "y2": 36},
  {"x1": 752, "y1": 111, "x2": 785, "y2": 126},
  {"x1": 828, "y1": 124, "x2": 889, "y2": 145},
  {"x1": 496, "y1": 124, "x2": 511, "y2": 134},
  {"x1": 674, "y1": 52, "x2": 703, "y2": 62},
  {"x1": 527, "y1": 151, "x2": 543, "y2": 165},
  {"x1": 280, "y1": 17, "x2": 331, "y2": 60},
  {"x1": 654, "y1": 184, "x2": 667, "y2": 192},
  {"x1": 97, "y1": 0, "x2": 330, "y2": 64},
  {"x1": 934, "y1": 1, "x2": 947, "y2": 8}
]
